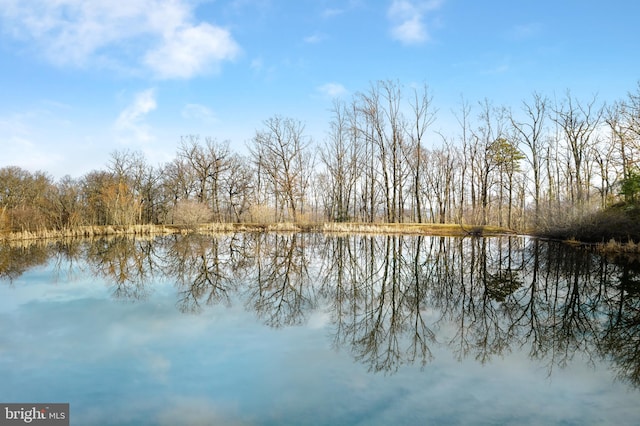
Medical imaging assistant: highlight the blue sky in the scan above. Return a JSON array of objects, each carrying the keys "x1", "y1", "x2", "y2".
[{"x1": 0, "y1": 0, "x2": 639, "y2": 179}]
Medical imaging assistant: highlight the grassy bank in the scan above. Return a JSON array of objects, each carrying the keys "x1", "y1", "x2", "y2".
[
  {"x1": 1, "y1": 222, "x2": 515, "y2": 242},
  {"x1": 321, "y1": 222, "x2": 513, "y2": 236},
  {"x1": 1, "y1": 224, "x2": 179, "y2": 242}
]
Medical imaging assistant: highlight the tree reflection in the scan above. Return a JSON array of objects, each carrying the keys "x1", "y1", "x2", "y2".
[
  {"x1": 85, "y1": 236, "x2": 159, "y2": 300},
  {"x1": 244, "y1": 233, "x2": 317, "y2": 327},
  {"x1": 527, "y1": 242, "x2": 603, "y2": 373},
  {"x1": 320, "y1": 235, "x2": 436, "y2": 373},
  {"x1": 0, "y1": 241, "x2": 52, "y2": 283},
  {"x1": 3, "y1": 232, "x2": 640, "y2": 387},
  {"x1": 599, "y1": 262, "x2": 640, "y2": 386},
  {"x1": 163, "y1": 234, "x2": 238, "y2": 313},
  {"x1": 0, "y1": 239, "x2": 86, "y2": 284}
]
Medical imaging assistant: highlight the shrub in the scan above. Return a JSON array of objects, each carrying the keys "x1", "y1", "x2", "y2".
[
  {"x1": 249, "y1": 204, "x2": 276, "y2": 224},
  {"x1": 171, "y1": 201, "x2": 212, "y2": 228}
]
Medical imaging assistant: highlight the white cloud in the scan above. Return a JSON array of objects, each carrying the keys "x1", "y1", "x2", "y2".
[
  {"x1": 145, "y1": 24, "x2": 240, "y2": 79},
  {"x1": 318, "y1": 83, "x2": 348, "y2": 98},
  {"x1": 0, "y1": 0, "x2": 240, "y2": 79},
  {"x1": 392, "y1": 15, "x2": 427, "y2": 44},
  {"x1": 388, "y1": 0, "x2": 443, "y2": 45},
  {"x1": 114, "y1": 89, "x2": 157, "y2": 144}
]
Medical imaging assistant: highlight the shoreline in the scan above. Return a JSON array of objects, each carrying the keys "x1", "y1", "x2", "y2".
[
  {"x1": 4, "y1": 222, "x2": 639, "y2": 255},
  {"x1": 1, "y1": 222, "x2": 517, "y2": 242}
]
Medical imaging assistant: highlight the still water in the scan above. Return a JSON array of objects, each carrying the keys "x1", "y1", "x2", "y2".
[{"x1": 1, "y1": 233, "x2": 639, "y2": 425}]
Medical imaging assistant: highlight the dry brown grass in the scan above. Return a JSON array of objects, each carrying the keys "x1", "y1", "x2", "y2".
[
  {"x1": 198, "y1": 222, "x2": 237, "y2": 233},
  {"x1": 598, "y1": 239, "x2": 640, "y2": 254},
  {"x1": 322, "y1": 222, "x2": 512, "y2": 236},
  {"x1": 1, "y1": 224, "x2": 178, "y2": 242},
  {"x1": 248, "y1": 204, "x2": 277, "y2": 224},
  {"x1": 1, "y1": 221, "x2": 516, "y2": 242},
  {"x1": 538, "y1": 202, "x2": 640, "y2": 244}
]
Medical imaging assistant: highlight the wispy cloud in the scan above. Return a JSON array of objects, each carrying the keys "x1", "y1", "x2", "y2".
[
  {"x1": 388, "y1": 0, "x2": 443, "y2": 45},
  {"x1": 249, "y1": 56, "x2": 278, "y2": 81},
  {"x1": 483, "y1": 63, "x2": 510, "y2": 75},
  {"x1": 317, "y1": 83, "x2": 348, "y2": 98},
  {"x1": 322, "y1": 8, "x2": 345, "y2": 18},
  {"x1": 0, "y1": 0, "x2": 240, "y2": 79},
  {"x1": 322, "y1": 1, "x2": 366, "y2": 19},
  {"x1": 181, "y1": 104, "x2": 217, "y2": 123},
  {"x1": 0, "y1": 134, "x2": 63, "y2": 172},
  {"x1": 511, "y1": 22, "x2": 543, "y2": 40},
  {"x1": 250, "y1": 57, "x2": 264, "y2": 73},
  {"x1": 114, "y1": 89, "x2": 157, "y2": 144},
  {"x1": 304, "y1": 33, "x2": 327, "y2": 44},
  {"x1": 0, "y1": 110, "x2": 66, "y2": 173}
]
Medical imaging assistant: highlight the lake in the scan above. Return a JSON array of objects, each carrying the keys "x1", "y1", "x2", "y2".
[{"x1": 1, "y1": 233, "x2": 639, "y2": 425}]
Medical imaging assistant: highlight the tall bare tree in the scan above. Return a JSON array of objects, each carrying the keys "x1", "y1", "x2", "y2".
[
  {"x1": 321, "y1": 99, "x2": 364, "y2": 222},
  {"x1": 471, "y1": 99, "x2": 508, "y2": 225},
  {"x1": 408, "y1": 84, "x2": 436, "y2": 222},
  {"x1": 250, "y1": 115, "x2": 313, "y2": 222},
  {"x1": 510, "y1": 92, "x2": 547, "y2": 224},
  {"x1": 356, "y1": 80, "x2": 410, "y2": 222},
  {"x1": 551, "y1": 92, "x2": 603, "y2": 206},
  {"x1": 178, "y1": 136, "x2": 231, "y2": 221}
]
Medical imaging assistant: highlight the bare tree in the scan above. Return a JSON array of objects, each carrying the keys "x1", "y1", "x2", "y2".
[
  {"x1": 222, "y1": 154, "x2": 253, "y2": 222},
  {"x1": 356, "y1": 80, "x2": 410, "y2": 222},
  {"x1": 250, "y1": 116, "x2": 313, "y2": 222},
  {"x1": 551, "y1": 92, "x2": 603, "y2": 206},
  {"x1": 159, "y1": 157, "x2": 197, "y2": 223},
  {"x1": 510, "y1": 92, "x2": 547, "y2": 224},
  {"x1": 606, "y1": 83, "x2": 640, "y2": 186},
  {"x1": 321, "y1": 99, "x2": 363, "y2": 221},
  {"x1": 0, "y1": 167, "x2": 57, "y2": 231},
  {"x1": 177, "y1": 136, "x2": 231, "y2": 222},
  {"x1": 108, "y1": 150, "x2": 162, "y2": 224},
  {"x1": 408, "y1": 83, "x2": 437, "y2": 223},
  {"x1": 455, "y1": 97, "x2": 474, "y2": 224},
  {"x1": 423, "y1": 141, "x2": 457, "y2": 224},
  {"x1": 471, "y1": 99, "x2": 508, "y2": 225}
]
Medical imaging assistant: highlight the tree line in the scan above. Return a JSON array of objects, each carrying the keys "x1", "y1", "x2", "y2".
[{"x1": 1, "y1": 80, "x2": 639, "y2": 233}]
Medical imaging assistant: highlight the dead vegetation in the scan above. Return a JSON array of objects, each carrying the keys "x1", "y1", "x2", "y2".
[
  {"x1": 536, "y1": 202, "x2": 640, "y2": 254},
  {"x1": 1, "y1": 221, "x2": 516, "y2": 242},
  {"x1": 1, "y1": 224, "x2": 177, "y2": 242}
]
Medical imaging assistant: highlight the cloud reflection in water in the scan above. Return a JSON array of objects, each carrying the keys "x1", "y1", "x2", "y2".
[{"x1": 0, "y1": 234, "x2": 639, "y2": 425}]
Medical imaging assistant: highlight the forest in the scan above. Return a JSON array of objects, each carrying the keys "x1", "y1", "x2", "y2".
[{"x1": 1, "y1": 80, "x2": 639, "y2": 242}]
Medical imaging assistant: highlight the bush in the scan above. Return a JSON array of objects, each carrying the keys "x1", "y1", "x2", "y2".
[
  {"x1": 541, "y1": 203, "x2": 640, "y2": 243},
  {"x1": 249, "y1": 204, "x2": 276, "y2": 224},
  {"x1": 171, "y1": 201, "x2": 212, "y2": 228}
]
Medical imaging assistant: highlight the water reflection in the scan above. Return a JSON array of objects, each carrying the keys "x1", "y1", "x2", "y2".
[
  {"x1": 0, "y1": 242, "x2": 51, "y2": 282},
  {"x1": 164, "y1": 234, "x2": 236, "y2": 313},
  {"x1": 2, "y1": 233, "x2": 640, "y2": 387},
  {"x1": 86, "y1": 237, "x2": 161, "y2": 300}
]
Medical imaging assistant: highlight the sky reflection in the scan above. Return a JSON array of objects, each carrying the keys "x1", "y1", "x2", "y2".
[{"x1": 1, "y1": 235, "x2": 639, "y2": 425}]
